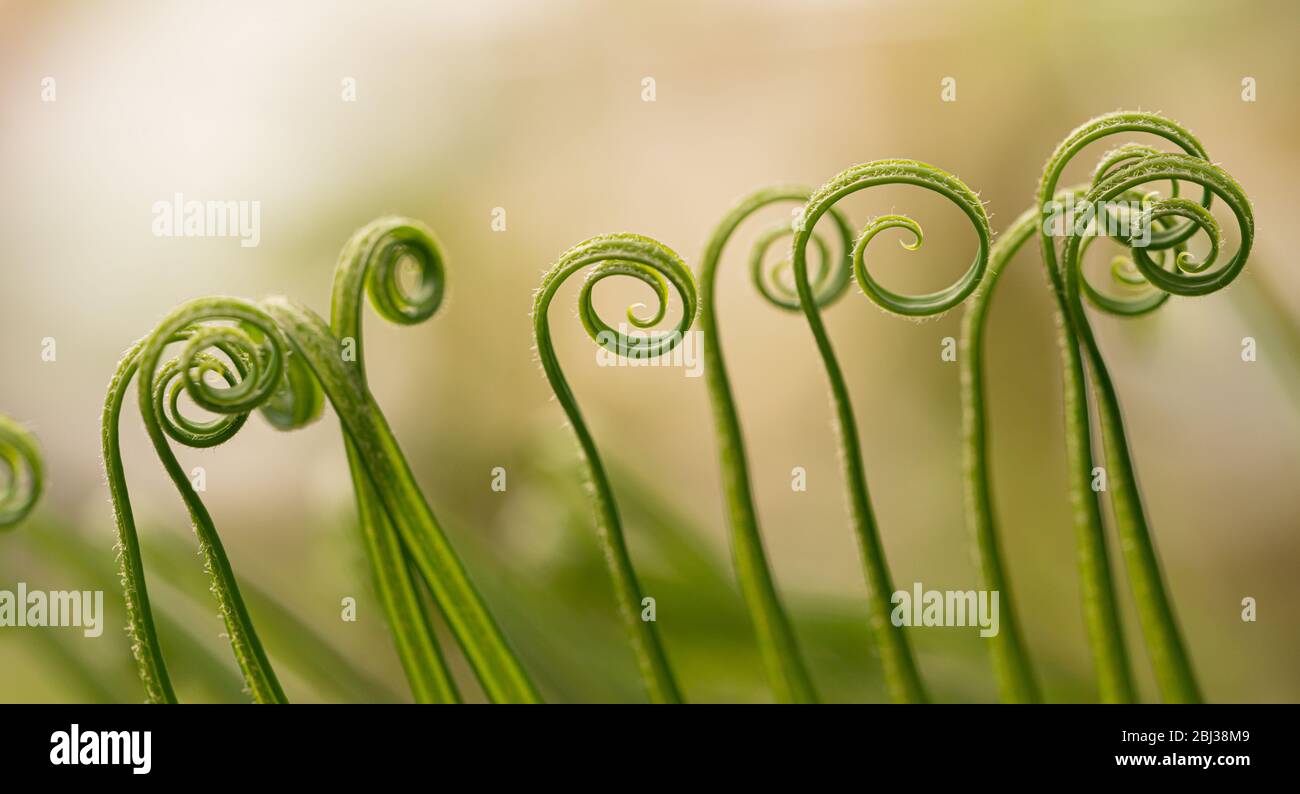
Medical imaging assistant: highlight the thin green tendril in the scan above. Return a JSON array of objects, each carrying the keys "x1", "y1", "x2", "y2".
[
  {"x1": 791, "y1": 159, "x2": 992, "y2": 703},
  {"x1": 532, "y1": 233, "x2": 697, "y2": 704},
  {"x1": 698, "y1": 185, "x2": 854, "y2": 703},
  {"x1": 103, "y1": 221, "x2": 538, "y2": 704}
]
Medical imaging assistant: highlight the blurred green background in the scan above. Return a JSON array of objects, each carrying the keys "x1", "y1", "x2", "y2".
[{"x1": 0, "y1": 0, "x2": 1296, "y2": 703}]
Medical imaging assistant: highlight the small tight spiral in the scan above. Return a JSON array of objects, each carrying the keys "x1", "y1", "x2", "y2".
[
  {"x1": 789, "y1": 159, "x2": 991, "y2": 703},
  {"x1": 103, "y1": 219, "x2": 537, "y2": 704},
  {"x1": 0, "y1": 415, "x2": 43, "y2": 529},
  {"x1": 533, "y1": 232, "x2": 697, "y2": 704}
]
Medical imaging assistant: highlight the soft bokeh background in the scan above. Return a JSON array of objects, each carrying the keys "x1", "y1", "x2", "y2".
[{"x1": 1, "y1": 0, "x2": 1296, "y2": 703}]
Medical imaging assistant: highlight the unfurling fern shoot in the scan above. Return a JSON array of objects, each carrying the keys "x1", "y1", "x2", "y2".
[
  {"x1": 1036, "y1": 113, "x2": 1242, "y2": 703},
  {"x1": 102, "y1": 220, "x2": 537, "y2": 704},
  {"x1": 330, "y1": 218, "x2": 459, "y2": 704},
  {"x1": 1062, "y1": 149, "x2": 1252, "y2": 704},
  {"x1": 533, "y1": 233, "x2": 697, "y2": 704},
  {"x1": 1030, "y1": 113, "x2": 1208, "y2": 703},
  {"x1": 959, "y1": 181, "x2": 1165, "y2": 703},
  {"x1": 698, "y1": 186, "x2": 854, "y2": 703},
  {"x1": 961, "y1": 179, "x2": 1184, "y2": 704},
  {"x1": 790, "y1": 160, "x2": 991, "y2": 704}
]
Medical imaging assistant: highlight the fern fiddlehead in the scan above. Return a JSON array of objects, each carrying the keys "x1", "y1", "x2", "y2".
[
  {"x1": 532, "y1": 233, "x2": 698, "y2": 703},
  {"x1": 959, "y1": 183, "x2": 1179, "y2": 703},
  {"x1": 699, "y1": 186, "x2": 854, "y2": 703},
  {"x1": 329, "y1": 218, "x2": 459, "y2": 704},
  {"x1": 102, "y1": 299, "x2": 297, "y2": 703},
  {"x1": 1062, "y1": 152, "x2": 1253, "y2": 703},
  {"x1": 104, "y1": 223, "x2": 539, "y2": 704},
  {"x1": 790, "y1": 160, "x2": 992, "y2": 703},
  {"x1": 1034, "y1": 112, "x2": 1224, "y2": 703},
  {"x1": 0, "y1": 415, "x2": 43, "y2": 529}
]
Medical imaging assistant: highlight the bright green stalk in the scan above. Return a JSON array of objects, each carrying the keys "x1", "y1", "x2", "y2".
[
  {"x1": 1061, "y1": 153, "x2": 1253, "y2": 703},
  {"x1": 959, "y1": 204, "x2": 1044, "y2": 703},
  {"x1": 260, "y1": 295, "x2": 538, "y2": 702},
  {"x1": 790, "y1": 160, "x2": 991, "y2": 704},
  {"x1": 22, "y1": 521, "x2": 250, "y2": 701},
  {"x1": 104, "y1": 288, "x2": 538, "y2": 703},
  {"x1": 698, "y1": 185, "x2": 855, "y2": 704},
  {"x1": 330, "y1": 218, "x2": 459, "y2": 704},
  {"x1": 0, "y1": 414, "x2": 43, "y2": 529},
  {"x1": 532, "y1": 233, "x2": 697, "y2": 704},
  {"x1": 960, "y1": 183, "x2": 1181, "y2": 704},
  {"x1": 103, "y1": 311, "x2": 290, "y2": 703},
  {"x1": 139, "y1": 533, "x2": 402, "y2": 703},
  {"x1": 1037, "y1": 112, "x2": 1214, "y2": 703}
]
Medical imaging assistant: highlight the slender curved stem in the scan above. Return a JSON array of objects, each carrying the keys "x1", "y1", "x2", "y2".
[
  {"x1": 532, "y1": 233, "x2": 697, "y2": 703},
  {"x1": 104, "y1": 305, "x2": 289, "y2": 703},
  {"x1": 1037, "y1": 112, "x2": 1216, "y2": 702},
  {"x1": 104, "y1": 287, "x2": 539, "y2": 703},
  {"x1": 959, "y1": 204, "x2": 1044, "y2": 703},
  {"x1": 261, "y1": 296, "x2": 539, "y2": 703},
  {"x1": 961, "y1": 187, "x2": 1178, "y2": 703},
  {"x1": 348, "y1": 472, "x2": 459, "y2": 703},
  {"x1": 1062, "y1": 153, "x2": 1253, "y2": 703},
  {"x1": 698, "y1": 186, "x2": 855, "y2": 703},
  {"x1": 330, "y1": 218, "x2": 459, "y2": 704},
  {"x1": 790, "y1": 160, "x2": 991, "y2": 703}
]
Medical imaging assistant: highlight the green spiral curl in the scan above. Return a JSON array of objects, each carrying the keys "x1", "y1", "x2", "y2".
[
  {"x1": 533, "y1": 233, "x2": 698, "y2": 704},
  {"x1": 1074, "y1": 144, "x2": 1190, "y2": 318},
  {"x1": 960, "y1": 184, "x2": 1182, "y2": 704},
  {"x1": 791, "y1": 160, "x2": 991, "y2": 703},
  {"x1": 104, "y1": 224, "x2": 538, "y2": 705},
  {"x1": 0, "y1": 415, "x2": 43, "y2": 529},
  {"x1": 330, "y1": 218, "x2": 459, "y2": 704},
  {"x1": 1063, "y1": 152, "x2": 1252, "y2": 704},
  {"x1": 103, "y1": 298, "x2": 298, "y2": 704},
  {"x1": 699, "y1": 186, "x2": 854, "y2": 704},
  {"x1": 1033, "y1": 111, "x2": 1220, "y2": 703}
]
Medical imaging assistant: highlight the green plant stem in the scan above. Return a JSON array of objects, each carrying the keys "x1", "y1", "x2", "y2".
[
  {"x1": 532, "y1": 233, "x2": 697, "y2": 704},
  {"x1": 1037, "y1": 113, "x2": 1214, "y2": 702},
  {"x1": 958, "y1": 204, "x2": 1044, "y2": 703},
  {"x1": 960, "y1": 185, "x2": 1177, "y2": 703},
  {"x1": 331, "y1": 218, "x2": 459, "y2": 704},
  {"x1": 1062, "y1": 152, "x2": 1253, "y2": 703},
  {"x1": 142, "y1": 532, "x2": 403, "y2": 703},
  {"x1": 698, "y1": 185, "x2": 855, "y2": 704},
  {"x1": 261, "y1": 296, "x2": 539, "y2": 703},
  {"x1": 347, "y1": 470, "x2": 460, "y2": 703},
  {"x1": 790, "y1": 160, "x2": 991, "y2": 703},
  {"x1": 105, "y1": 288, "x2": 538, "y2": 704},
  {"x1": 105, "y1": 313, "x2": 289, "y2": 703}
]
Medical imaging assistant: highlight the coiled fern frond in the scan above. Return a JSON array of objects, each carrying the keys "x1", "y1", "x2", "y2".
[
  {"x1": 1065, "y1": 150, "x2": 1251, "y2": 704},
  {"x1": 964, "y1": 112, "x2": 1252, "y2": 704},
  {"x1": 532, "y1": 233, "x2": 697, "y2": 704},
  {"x1": 102, "y1": 219, "x2": 537, "y2": 704},
  {"x1": 791, "y1": 160, "x2": 992, "y2": 703},
  {"x1": 329, "y1": 218, "x2": 459, "y2": 704}
]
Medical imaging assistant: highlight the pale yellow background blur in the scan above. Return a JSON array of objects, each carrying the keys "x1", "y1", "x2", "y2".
[{"x1": 1, "y1": 0, "x2": 1296, "y2": 702}]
